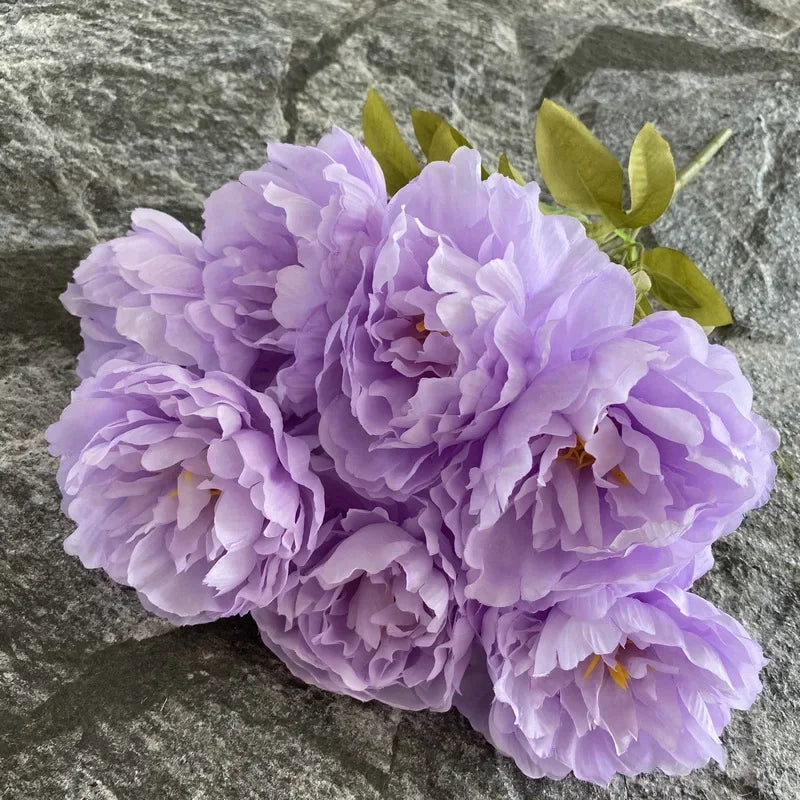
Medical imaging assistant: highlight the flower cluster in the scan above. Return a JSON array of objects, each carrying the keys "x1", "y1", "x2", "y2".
[{"x1": 49, "y1": 126, "x2": 778, "y2": 785}]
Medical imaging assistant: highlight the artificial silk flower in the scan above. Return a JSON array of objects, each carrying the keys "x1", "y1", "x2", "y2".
[
  {"x1": 434, "y1": 311, "x2": 778, "y2": 607},
  {"x1": 47, "y1": 361, "x2": 324, "y2": 624},
  {"x1": 318, "y1": 148, "x2": 634, "y2": 500},
  {"x1": 50, "y1": 95, "x2": 779, "y2": 787},
  {"x1": 457, "y1": 585, "x2": 766, "y2": 785},
  {"x1": 252, "y1": 500, "x2": 474, "y2": 711},
  {"x1": 61, "y1": 209, "x2": 207, "y2": 378},
  {"x1": 203, "y1": 126, "x2": 387, "y2": 411}
]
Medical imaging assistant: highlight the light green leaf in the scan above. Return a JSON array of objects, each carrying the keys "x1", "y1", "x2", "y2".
[
  {"x1": 539, "y1": 201, "x2": 564, "y2": 215},
  {"x1": 631, "y1": 270, "x2": 652, "y2": 295},
  {"x1": 363, "y1": 88, "x2": 421, "y2": 195},
  {"x1": 642, "y1": 247, "x2": 733, "y2": 326},
  {"x1": 623, "y1": 122, "x2": 676, "y2": 227},
  {"x1": 498, "y1": 153, "x2": 525, "y2": 185},
  {"x1": 539, "y1": 202, "x2": 590, "y2": 223},
  {"x1": 535, "y1": 98, "x2": 624, "y2": 216}
]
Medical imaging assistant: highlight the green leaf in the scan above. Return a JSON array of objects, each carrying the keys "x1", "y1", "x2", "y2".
[
  {"x1": 584, "y1": 218, "x2": 615, "y2": 241},
  {"x1": 539, "y1": 202, "x2": 591, "y2": 224},
  {"x1": 411, "y1": 108, "x2": 489, "y2": 178},
  {"x1": 642, "y1": 247, "x2": 733, "y2": 326},
  {"x1": 427, "y1": 121, "x2": 461, "y2": 162},
  {"x1": 363, "y1": 88, "x2": 421, "y2": 195},
  {"x1": 498, "y1": 153, "x2": 525, "y2": 185},
  {"x1": 634, "y1": 292, "x2": 654, "y2": 322},
  {"x1": 411, "y1": 109, "x2": 467, "y2": 152},
  {"x1": 648, "y1": 271, "x2": 701, "y2": 310},
  {"x1": 623, "y1": 122, "x2": 676, "y2": 227},
  {"x1": 535, "y1": 98, "x2": 624, "y2": 216}
]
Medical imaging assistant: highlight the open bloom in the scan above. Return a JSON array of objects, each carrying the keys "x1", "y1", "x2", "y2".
[
  {"x1": 458, "y1": 585, "x2": 766, "y2": 785},
  {"x1": 252, "y1": 501, "x2": 474, "y2": 711},
  {"x1": 201, "y1": 126, "x2": 387, "y2": 406},
  {"x1": 436, "y1": 311, "x2": 779, "y2": 606},
  {"x1": 47, "y1": 361, "x2": 324, "y2": 624},
  {"x1": 318, "y1": 147, "x2": 634, "y2": 500},
  {"x1": 61, "y1": 209, "x2": 208, "y2": 378},
  {"x1": 62, "y1": 128, "x2": 386, "y2": 400}
]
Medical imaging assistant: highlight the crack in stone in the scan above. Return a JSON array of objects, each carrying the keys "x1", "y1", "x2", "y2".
[
  {"x1": 280, "y1": 0, "x2": 404, "y2": 143},
  {"x1": 0, "y1": 619, "x2": 394, "y2": 796},
  {"x1": 534, "y1": 25, "x2": 800, "y2": 108},
  {"x1": 385, "y1": 712, "x2": 402, "y2": 781},
  {"x1": 704, "y1": 195, "x2": 775, "y2": 294},
  {"x1": 727, "y1": 0, "x2": 800, "y2": 33}
]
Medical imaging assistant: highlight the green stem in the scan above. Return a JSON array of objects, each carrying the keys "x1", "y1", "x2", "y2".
[{"x1": 673, "y1": 128, "x2": 733, "y2": 196}]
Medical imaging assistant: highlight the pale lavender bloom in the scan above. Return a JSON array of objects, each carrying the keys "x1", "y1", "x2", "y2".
[
  {"x1": 61, "y1": 209, "x2": 209, "y2": 378},
  {"x1": 46, "y1": 361, "x2": 324, "y2": 624},
  {"x1": 317, "y1": 148, "x2": 635, "y2": 501},
  {"x1": 63, "y1": 128, "x2": 386, "y2": 399},
  {"x1": 435, "y1": 312, "x2": 779, "y2": 607},
  {"x1": 252, "y1": 500, "x2": 474, "y2": 711},
  {"x1": 457, "y1": 585, "x2": 766, "y2": 785},
  {"x1": 245, "y1": 126, "x2": 388, "y2": 412}
]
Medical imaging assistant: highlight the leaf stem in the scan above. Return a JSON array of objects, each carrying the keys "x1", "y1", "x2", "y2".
[
  {"x1": 539, "y1": 201, "x2": 589, "y2": 223},
  {"x1": 673, "y1": 128, "x2": 733, "y2": 196}
]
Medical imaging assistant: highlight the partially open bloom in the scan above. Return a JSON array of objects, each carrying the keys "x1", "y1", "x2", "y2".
[
  {"x1": 460, "y1": 585, "x2": 766, "y2": 785},
  {"x1": 47, "y1": 361, "x2": 324, "y2": 624},
  {"x1": 318, "y1": 148, "x2": 634, "y2": 500},
  {"x1": 437, "y1": 311, "x2": 779, "y2": 606},
  {"x1": 252, "y1": 501, "x2": 474, "y2": 711},
  {"x1": 61, "y1": 209, "x2": 208, "y2": 378}
]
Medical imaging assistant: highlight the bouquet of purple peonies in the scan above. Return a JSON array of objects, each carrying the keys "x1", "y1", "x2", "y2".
[{"x1": 48, "y1": 91, "x2": 780, "y2": 785}]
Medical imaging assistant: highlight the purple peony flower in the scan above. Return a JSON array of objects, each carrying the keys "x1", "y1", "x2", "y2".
[
  {"x1": 205, "y1": 126, "x2": 387, "y2": 411},
  {"x1": 61, "y1": 209, "x2": 209, "y2": 378},
  {"x1": 62, "y1": 128, "x2": 386, "y2": 401},
  {"x1": 46, "y1": 360, "x2": 324, "y2": 624},
  {"x1": 435, "y1": 311, "x2": 778, "y2": 607},
  {"x1": 317, "y1": 148, "x2": 635, "y2": 501},
  {"x1": 252, "y1": 500, "x2": 474, "y2": 711},
  {"x1": 200, "y1": 127, "x2": 387, "y2": 408},
  {"x1": 457, "y1": 585, "x2": 766, "y2": 785}
]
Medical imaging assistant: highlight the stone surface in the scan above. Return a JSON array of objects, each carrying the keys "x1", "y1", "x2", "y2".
[{"x1": 1, "y1": 0, "x2": 799, "y2": 797}]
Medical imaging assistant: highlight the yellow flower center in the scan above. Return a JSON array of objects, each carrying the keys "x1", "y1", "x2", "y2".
[
  {"x1": 167, "y1": 470, "x2": 221, "y2": 498},
  {"x1": 559, "y1": 435, "x2": 595, "y2": 470},
  {"x1": 582, "y1": 653, "x2": 631, "y2": 690},
  {"x1": 413, "y1": 315, "x2": 450, "y2": 341},
  {"x1": 559, "y1": 435, "x2": 631, "y2": 486}
]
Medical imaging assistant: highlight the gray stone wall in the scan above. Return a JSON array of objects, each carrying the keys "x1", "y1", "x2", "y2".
[{"x1": 1, "y1": 1, "x2": 798, "y2": 798}]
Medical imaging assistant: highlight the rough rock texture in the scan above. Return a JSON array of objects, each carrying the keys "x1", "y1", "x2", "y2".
[{"x1": 1, "y1": 1, "x2": 799, "y2": 797}]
